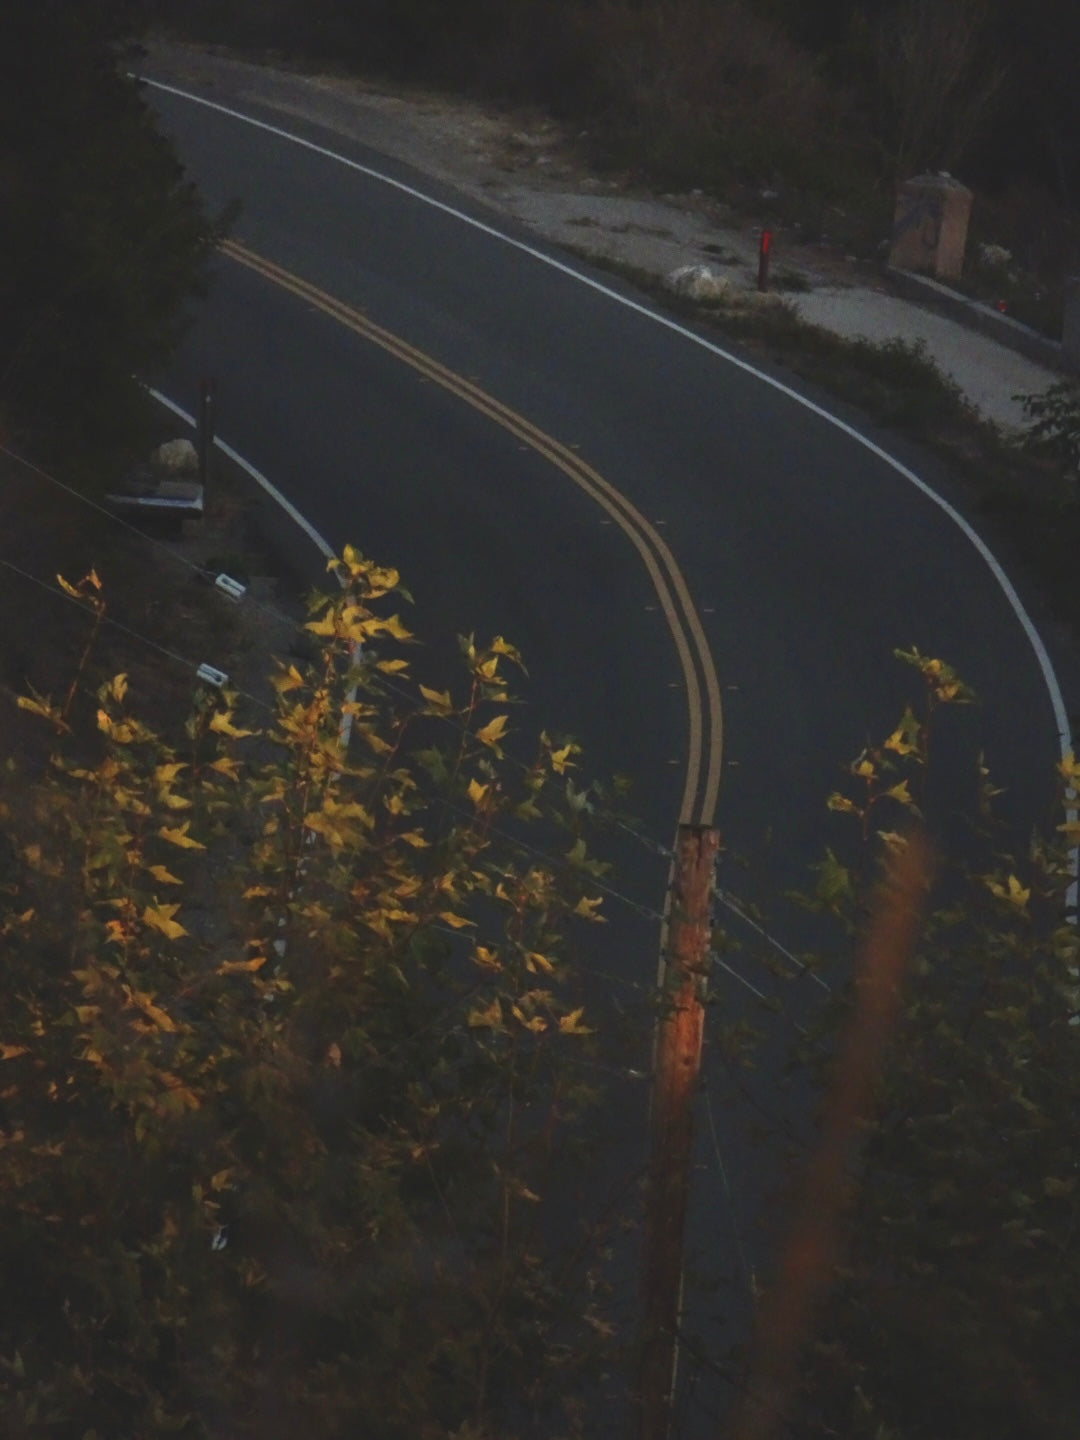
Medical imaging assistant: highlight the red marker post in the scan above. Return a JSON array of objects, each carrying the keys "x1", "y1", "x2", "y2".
[{"x1": 757, "y1": 228, "x2": 773, "y2": 293}]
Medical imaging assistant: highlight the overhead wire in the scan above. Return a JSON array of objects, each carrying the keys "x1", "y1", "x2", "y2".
[
  {"x1": 702, "y1": 1083, "x2": 755, "y2": 1295},
  {"x1": 1, "y1": 441, "x2": 309, "y2": 639},
  {"x1": 716, "y1": 888, "x2": 832, "y2": 993},
  {"x1": 0, "y1": 555, "x2": 274, "y2": 716}
]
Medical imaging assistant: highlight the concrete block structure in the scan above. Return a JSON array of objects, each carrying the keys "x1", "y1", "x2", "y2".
[{"x1": 889, "y1": 174, "x2": 973, "y2": 281}]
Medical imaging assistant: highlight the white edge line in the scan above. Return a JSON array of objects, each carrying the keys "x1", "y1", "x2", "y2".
[
  {"x1": 146, "y1": 384, "x2": 334, "y2": 558},
  {"x1": 140, "y1": 78, "x2": 1078, "y2": 908},
  {"x1": 146, "y1": 386, "x2": 361, "y2": 751}
]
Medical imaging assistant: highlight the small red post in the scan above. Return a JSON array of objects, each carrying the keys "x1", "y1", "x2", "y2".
[{"x1": 757, "y1": 229, "x2": 772, "y2": 293}]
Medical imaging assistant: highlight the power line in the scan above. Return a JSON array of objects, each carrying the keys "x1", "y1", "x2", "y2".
[
  {"x1": 702, "y1": 1085, "x2": 755, "y2": 1296},
  {"x1": 716, "y1": 889, "x2": 833, "y2": 994},
  {"x1": 0, "y1": 555, "x2": 273, "y2": 716},
  {"x1": 1, "y1": 442, "x2": 308, "y2": 640}
]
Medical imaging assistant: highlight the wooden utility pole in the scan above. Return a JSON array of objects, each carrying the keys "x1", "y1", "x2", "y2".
[{"x1": 638, "y1": 823, "x2": 721, "y2": 1440}]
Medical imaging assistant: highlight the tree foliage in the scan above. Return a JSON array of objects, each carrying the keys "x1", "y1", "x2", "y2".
[
  {"x1": 0, "y1": 550, "x2": 622, "y2": 1438},
  {"x1": 785, "y1": 648, "x2": 1080, "y2": 1439},
  {"x1": 0, "y1": 0, "x2": 219, "y2": 477},
  {"x1": 147, "y1": 0, "x2": 1080, "y2": 207}
]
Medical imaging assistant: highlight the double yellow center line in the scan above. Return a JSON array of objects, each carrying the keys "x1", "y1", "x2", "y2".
[{"x1": 220, "y1": 238, "x2": 723, "y2": 825}]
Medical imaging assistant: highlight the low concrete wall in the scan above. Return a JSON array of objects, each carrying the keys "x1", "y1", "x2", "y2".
[{"x1": 884, "y1": 267, "x2": 1080, "y2": 377}]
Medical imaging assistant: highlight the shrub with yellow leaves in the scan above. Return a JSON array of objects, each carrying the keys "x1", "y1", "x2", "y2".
[{"x1": 0, "y1": 550, "x2": 623, "y2": 1438}]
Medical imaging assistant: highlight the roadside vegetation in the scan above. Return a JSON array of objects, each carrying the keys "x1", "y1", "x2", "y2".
[{"x1": 1, "y1": 543, "x2": 627, "y2": 1438}]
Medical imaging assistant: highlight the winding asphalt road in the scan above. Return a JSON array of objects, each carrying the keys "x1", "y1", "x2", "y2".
[{"x1": 141, "y1": 59, "x2": 1073, "y2": 1434}]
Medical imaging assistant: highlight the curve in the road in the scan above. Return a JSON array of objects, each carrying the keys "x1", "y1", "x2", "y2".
[
  {"x1": 217, "y1": 237, "x2": 724, "y2": 826},
  {"x1": 140, "y1": 74, "x2": 1071, "y2": 777}
]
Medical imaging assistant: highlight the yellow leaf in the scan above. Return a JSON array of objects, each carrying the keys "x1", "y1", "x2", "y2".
[
  {"x1": 210, "y1": 1168, "x2": 235, "y2": 1191},
  {"x1": 507, "y1": 1177, "x2": 542, "y2": 1200},
  {"x1": 154, "y1": 763, "x2": 186, "y2": 785},
  {"x1": 558, "y1": 1007, "x2": 594, "y2": 1036},
  {"x1": 467, "y1": 997, "x2": 504, "y2": 1029},
  {"x1": 271, "y1": 664, "x2": 305, "y2": 694},
  {"x1": 467, "y1": 777, "x2": 489, "y2": 806},
  {"x1": 518, "y1": 1013, "x2": 548, "y2": 1033},
  {"x1": 16, "y1": 694, "x2": 69, "y2": 732},
  {"x1": 379, "y1": 907, "x2": 419, "y2": 924},
  {"x1": 827, "y1": 793, "x2": 859, "y2": 815},
  {"x1": 398, "y1": 831, "x2": 429, "y2": 848},
  {"x1": 209, "y1": 756, "x2": 242, "y2": 779},
  {"x1": 491, "y1": 637, "x2": 524, "y2": 665},
  {"x1": 526, "y1": 951, "x2": 556, "y2": 974},
  {"x1": 158, "y1": 790, "x2": 192, "y2": 811},
  {"x1": 326, "y1": 1042, "x2": 342, "y2": 1067},
  {"x1": 439, "y1": 911, "x2": 475, "y2": 929},
  {"x1": 110, "y1": 673, "x2": 129, "y2": 703},
  {"x1": 475, "y1": 714, "x2": 509, "y2": 748},
  {"x1": 147, "y1": 864, "x2": 182, "y2": 886},
  {"x1": 884, "y1": 780, "x2": 915, "y2": 808},
  {"x1": 158, "y1": 823, "x2": 205, "y2": 851},
  {"x1": 419, "y1": 684, "x2": 453, "y2": 713},
  {"x1": 0, "y1": 1044, "x2": 30, "y2": 1061},
  {"x1": 376, "y1": 658, "x2": 410, "y2": 674},
  {"x1": 368, "y1": 613, "x2": 412, "y2": 641},
  {"x1": 143, "y1": 904, "x2": 188, "y2": 942},
  {"x1": 573, "y1": 896, "x2": 605, "y2": 922},
  {"x1": 209, "y1": 711, "x2": 255, "y2": 740},
  {"x1": 985, "y1": 873, "x2": 1031, "y2": 909},
  {"x1": 96, "y1": 710, "x2": 140, "y2": 744},
  {"x1": 472, "y1": 946, "x2": 502, "y2": 971},
  {"x1": 549, "y1": 743, "x2": 577, "y2": 774},
  {"x1": 1006, "y1": 874, "x2": 1031, "y2": 908},
  {"x1": 852, "y1": 757, "x2": 875, "y2": 779},
  {"x1": 216, "y1": 954, "x2": 267, "y2": 976},
  {"x1": 242, "y1": 885, "x2": 274, "y2": 899},
  {"x1": 127, "y1": 987, "x2": 179, "y2": 1032}
]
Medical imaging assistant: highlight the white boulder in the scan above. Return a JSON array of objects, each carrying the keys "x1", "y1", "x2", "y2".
[
  {"x1": 667, "y1": 264, "x2": 729, "y2": 301},
  {"x1": 977, "y1": 242, "x2": 1012, "y2": 269},
  {"x1": 153, "y1": 438, "x2": 199, "y2": 474}
]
